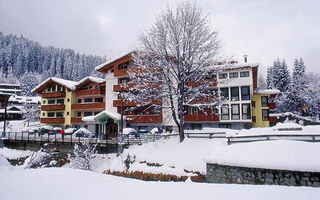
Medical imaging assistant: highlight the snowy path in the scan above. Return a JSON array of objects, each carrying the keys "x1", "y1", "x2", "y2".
[{"x1": 0, "y1": 167, "x2": 319, "y2": 200}]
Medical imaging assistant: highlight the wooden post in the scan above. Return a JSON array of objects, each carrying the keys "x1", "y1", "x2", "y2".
[
  {"x1": 27, "y1": 132, "x2": 29, "y2": 142},
  {"x1": 312, "y1": 135, "x2": 315, "y2": 142},
  {"x1": 34, "y1": 132, "x2": 36, "y2": 143},
  {"x1": 15, "y1": 132, "x2": 17, "y2": 142},
  {"x1": 227, "y1": 138, "x2": 230, "y2": 145},
  {"x1": 70, "y1": 133, "x2": 72, "y2": 145},
  {"x1": 21, "y1": 132, "x2": 23, "y2": 142},
  {"x1": 48, "y1": 133, "x2": 50, "y2": 143},
  {"x1": 55, "y1": 133, "x2": 57, "y2": 144}
]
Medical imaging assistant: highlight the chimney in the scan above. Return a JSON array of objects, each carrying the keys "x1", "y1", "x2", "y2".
[{"x1": 243, "y1": 55, "x2": 248, "y2": 63}]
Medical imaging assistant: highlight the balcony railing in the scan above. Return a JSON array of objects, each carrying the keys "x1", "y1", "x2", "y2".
[
  {"x1": 42, "y1": 91, "x2": 66, "y2": 98},
  {"x1": 114, "y1": 69, "x2": 129, "y2": 77},
  {"x1": 41, "y1": 104, "x2": 65, "y2": 111},
  {"x1": 113, "y1": 100, "x2": 136, "y2": 107},
  {"x1": 41, "y1": 117, "x2": 65, "y2": 123},
  {"x1": 184, "y1": 114, "x2": 220, "y2": 122},
  {"x1": 71, "y1": 102, "x2": 105, "y2": 110},
  {"x1": 113, "y1": 84, "x2": 134, "y2": 92},
  {"x1": 126, "y1": 115, "x2": 162, "y2": 123},
  {"x1": 76, "y1": 88, "x2": 105, "y2": 96},
  {"x1": 71, "y1": 117, "x2": 85, "y2": 123}
]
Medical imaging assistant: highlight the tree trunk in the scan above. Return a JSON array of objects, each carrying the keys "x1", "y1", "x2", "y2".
[{"x1": 179, "y1": 116, "x2": 185, "y2": 143}]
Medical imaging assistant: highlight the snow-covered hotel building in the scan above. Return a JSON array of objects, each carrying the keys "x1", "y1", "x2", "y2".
[{"x1": 34, "y1": 52, "x2": 277, "y2": 135}]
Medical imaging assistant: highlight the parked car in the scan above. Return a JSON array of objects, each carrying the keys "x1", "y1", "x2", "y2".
[
  {"x1": 64, "y1": 128, "x2": 77, "y2": 135},
  {"x1": 74, "y1": 128, "x2": 95, "y2": 138},
  {"x1": 123, "y1": 128, "x2": 140, "y2": 138}
]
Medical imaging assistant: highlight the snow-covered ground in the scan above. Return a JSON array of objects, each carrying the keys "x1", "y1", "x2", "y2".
[
  {"x1": 1, "y1": 167, "x2": 319, "y2": 200},
  {"x1": 0, "y1": 120, "x2": 39, "y2": 132}
]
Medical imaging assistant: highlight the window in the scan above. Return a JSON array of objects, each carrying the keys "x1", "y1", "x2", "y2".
[
  {"x1": 231, "y1": 87, "x2": 239, "y2": 101},
  {"x1": 56, "y1": 112, "x2": 64, "y2": 118},
  {"x1": 77, "y1": 112, "x2": 81, "y2": 117},
  {"x1": 67, "y1": 98, "x2": 70, "y2": 102},
  {"x1": 57, "y1": 85, "x2": 61, "y2": 91},
  {"x1": 111, "y1": 68, "x2": 114, "y2": 73},
  {"x1": 48, "y1": 99, "x2": 55, "y2": 104},
  {"x1": 43, "y1": 100, "x2": 46, "y2": 104},
  {"x1": 119, "y1": 78, "x2": 128, "y2": 84},
  {"x1": 220, "y1": 88, "x2": 229, "y2": 100},
  {"x1": 42, "y1": 112, "x2": 45, "y2": 117},
  {"x1": 94, "y1": 111, "x2": 100, "y2": 115},
  {"x1": 190, "y1": 124, "x2": 202, "y2": 130},
  {"x1": 95, "y1": 84, "x2": 100, "y2": 89},
  {"x1": 47, "y1": 88, "x2": 51, "y2": 92},
  {"x1": 231, "y1": 104, "x2": 240, "y2": 120},
  {"x1": 78, "y1": 99, "x2": 82, "y2": 104},
  {"x1": 221, "y1": 105, "x2": 229, "y2": 120},
  {"x1": 62, "y1": 87, "x2": 65, "y2": 92},
  {"x1": 47, "y1": 112, "x2": 55, "y2": 117},
  {"x1": 66, "y1": 112, "x2": 69, "y2": 116},
  {"x1": 84, "y1": 98, "x2": 93, "y2": 103},
  {"x1": 118, "y1": 61, "x2": 129, "y2": 70},
  {"x1": 84, "y1": 112, "x2": 92, "y2": 117},
  {"x1": 229, "y1": 72, "x2": 238, "y2": 78},
  {"x1": 240, "y1": 71, "x2": 250, "y2": 77},
  {"x1": 261, "y1": 96, "x2": 268, "y2": 107},
  {"x1": 242, "y1": 103, "x2": 251, "y2": 120},
  {"x1": 95, "y1": 98, "x2": 103, "y2": 103},
  {"x1": 219, "y1": 73, "x2": 228, "y2": 79},
  {"x1": 187, "y1": 106, "x2": 198, "y2": 115},
  {"x1": 57, "y1": 99, "x2": 64, "y2": 105},
  {"x1": 219, "y1": 124, "x2": 231, "y2": 129},
  {"x1": 51, "y1": 85, "x2": 56, "y2": 92},
  {"x1": 262, "y1": 109, "x2": 269, "y2": 121},
  {"x1": 241, "y1": 86, "x2": 250, "y2": 100}
]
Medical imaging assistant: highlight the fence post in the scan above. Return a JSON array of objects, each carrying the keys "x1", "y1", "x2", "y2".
[
  {"x1": 209, "y1": 133, "x2": 212, "y2": 139},
  {"x1": 54, "y1": 133, "x2": 56, "y2": 144},
  {"x1": 227, "y1": 137, "x2": 230, "y2": 145},
  {"x1": 21, "y1": 132, "x2": 23, "y2": 142},
  {"x1": 34, "y1": 132, "x2": 36, "y2": 143},
  {"x1": 267, "y1": 135, "x2": 269, "y2": 140},
  {"x1": 15, "y1": 132, "x2": 17, "y2": 142},
  {"x1": 312, "y1": 135, "x2": 315, "y2": 142},
  {"x1": 48, "y1": 133, "x2": 50, "y2": 143},
  {"x1": 70, "y1": 133, "x2": 72, "y2": 145},
  {"x1": 8, "y1": 132, "x2": 10, "y2": 140},
  {"x1": 27, "y1": 132, "x2": 29, "y2": 142},
  {"x1": 40, "y1": 134, "x2": 42, "y2": 145}
]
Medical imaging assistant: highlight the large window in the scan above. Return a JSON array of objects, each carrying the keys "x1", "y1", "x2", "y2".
[
  {"x1": 118, "y1": 61, "x2": 130, "y2": 70},
  {"x1": 48, "y1": 99, "x2": 55, "y2": 104},
  {"x1": 84, "y1": 98, "x2": 93, "y2": 103},
  {"x1": 56, "y1": 112, "x2": 64, "y2": 118},
  {"x1": 261, "y1": 96, "x2": 268, "y2": 107},
  {"x1": 47, "y1": 112, "x2": 55, "y2": 117},
  {"x1": 231, "y1": 104, "x2": 240, "y2": 120},
  {"x1": 242, "y1": 103, "x2": 251, "y2": 120},
  {"x1": 220, "y1": 88, "x2": 229, "y2": 100},
  {"x1": 84, "y1": 112, "x2": 92, "y2": 117},
  {"x1": 240, "y1": 71, "x2": 250, "y2": 77},
  {"x1": 219, "y1": 73, "x2": 228, "y2": 79},
  {"x1": 78, "y1": 99, "x2": 82, "y2": 104},
  {"x1": 95, "y1": 98, "x2": 103, "y2": 103},
  {"x1": 229, "y1": 72, "x2": 238, "y2": 78},
  {"x1": 241, "y1": 86, "x2": 250, "y2": 100},
  {"x1": 231, "y1": 87, "x2": 239, "y2": 101},
  {"x1": 57, "y1": 99, "x2": 64, "y2": 105},
  {"x1": 221, "y1": 105, "x2": 229, "y2": 120},
  {"x1": 262, "y1": 109, "x2": 269, "y2": 121}
]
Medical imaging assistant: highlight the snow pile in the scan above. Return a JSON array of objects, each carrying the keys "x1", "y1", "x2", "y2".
[
  {"x1": 256, "y1": 89, "x2": 280, "y2": 94},
  {"x1": 0, "y1": 154, "x2": 11, "y2": 168},
  {"x1": 123, "y1": 128, "x2": 137, "y2": 135},
  {"x1": 185, "y1": 127, "x2": 234, "y2": 135},
  {"x1": 274, "y1": 122, "x2": 303, "y2": 131},
  {"x1": 0, "y1": 147, "x2": 33, "y2": 160},
  {"x1": 75, "y1": 128, "x2": 92, "y2": 134},
  {"x1": 205, "y1": 140, "x2": 320, "y2": 172},
  {"x1": 41, "y1": 125, "x2": 54, "y2": 130},
  {"x1": 65, "y1": 128, "x2": 77, "y2": 134},
  {"x1": 0, "y1": 120, "x2": 40, "y2": 132}
]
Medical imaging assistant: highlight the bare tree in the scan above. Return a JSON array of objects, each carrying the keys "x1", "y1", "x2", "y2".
[{"x1": 126, "y1": 2, "x2": 224, "y2": 142}]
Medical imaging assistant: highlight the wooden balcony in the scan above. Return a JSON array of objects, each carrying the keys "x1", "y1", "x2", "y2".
[
  {"x1": 42, "y1": 91, "x2": 66, "y2": 98},
  {"x1": 113, "y1": 100, "x2": 136, "y2": 107},
  {"x1": 269, "y1": 116, "x2": 277, "y2": 123},
  {"x1": 114, "y1": 68, "x2": 129, "y2": 77},
  {"x1": 41, "y1": 104, "x2": 65, "y2": 111},
  {"x1": 126, "y1": 115, "x2": 162, "y2": 123},
  {"x1": 71, "y1": 102, "x2": 105, "y2": 110},
  {"x1": 71, "y1": 117, "x2": 85, "y2": 124},
  {"x1": 76, "y1": 88, "x2": 105, "y2": 96},
  {"x1": 41, "y1": 117, "x2": 65, "y2": 123},
  {"x1": 184, "y1": 114, "x2": 219, "y2": 122},
  {"x1": 113, "y1": 84, "x2": 134, "y2": 92}
]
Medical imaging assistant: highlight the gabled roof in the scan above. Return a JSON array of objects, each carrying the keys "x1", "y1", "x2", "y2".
[
  {"x1": 32, "y1": 77, "x2": 77, "y2": 94},
  {"x1": 76, "y1": 76, "x2": 105, "y2": 88},
  {"x1": 95, "y1": 51, "x2": 135, "y2": 73},
  {"x1": 94, "y1": 110, "x2": 124, "y2": 121}
]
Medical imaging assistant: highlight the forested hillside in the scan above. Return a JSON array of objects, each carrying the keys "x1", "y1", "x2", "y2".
[{"x1": 0, "y1": 32, "x2": 106, "y2": 94}]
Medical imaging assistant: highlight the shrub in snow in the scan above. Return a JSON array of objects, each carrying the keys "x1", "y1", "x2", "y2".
[
  {"x1": 70, "y1": 139, "x2": 97, "y2": 170},
  {"x1": 123, "y1": 154, "x2": 136, "y2": 170}
]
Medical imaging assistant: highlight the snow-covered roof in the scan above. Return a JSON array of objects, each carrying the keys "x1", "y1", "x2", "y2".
[
  {"x1": 217, "y1": 62, "x2": 259, "y2": 71},
  {"x1": 32, "y1": 77, "x2": 77, "y2": 93},
  {"x1": 82, "y1": 116, "x2": 96, "y2": 122},
  {"x1": 95, "y1": 51, "x2": 134, "y2": 72},
  {"x1": 94, "y1": 110, "x2": 124, "y2": 121},
  {"x1": 256, "y1": 89, "x2": 280, "y2": 95},
  {"x1": 9, "y1": 95, "x2": 41, "y2": 104},
  {"x1": 76, "y1": 76, "x2": 105, "y2": 87},
  {"x1": 0, "y1": 83, "x2": 20, "y2": 87}
]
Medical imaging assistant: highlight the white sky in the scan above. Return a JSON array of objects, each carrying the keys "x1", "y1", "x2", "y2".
[{"x1": 0, "y1": 0, "x2": 319, "y2": 75}]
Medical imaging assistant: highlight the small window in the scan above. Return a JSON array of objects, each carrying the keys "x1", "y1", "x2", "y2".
[
  {"x1": 56, "y1": 112, "x2": 64, "y2": 118},
  {"x1": 84, "y1": 112, "x2": 92, "y2": 117},
  {"x1": 231, "y1": 87, "x2": 239, "y2": 101},
  {"x1": 47, "y1": 88, "x2": 51, "y2": 92},
  {"x1": 95, "y1": 98, "x2": 103, "y2": 103},
  {"x1": 43, "y1": 100, "x2": 46, "y2": 104},
  {"x1": 57, "y1": 99, "x2": 64, "y2": 105},
  {"x1": 261, "y1": 96, "x2": 268, "y2": 107},
  {"x1": 84, "y1": 98, "x2": 93, "y2": 103},
  {"x1": 229, "y1": 72, "x2": 238, "y2": 78},
  {"x1": 221, "y1": 105, "x2": 229, "y2": 120},
  {"x1": 262, "y1": 109, "x2": 269, "y2": 121},
  {"x1": 231, "y1": 104, "x2": 240, "y2": 120},
  {"x1": 111, "y1": 68, "x2": 114, "y2": 73},
  {"x1": 42, "y1": 112, "x2": 45, "y2": 117},
  {"x1": 241, "y1": 86, "x2": 250, "y2": 100},
  {"x1": 89, "y1": 85, "x2": 93, "y2": 89},
  {"x1": 66, "y1": 112, "x2": 69, "y2": 116},
  {"x1": 57, "y1": 85, "x2": 61, "y2": 91},
  {"x1": 190, "y1": 124, "x2": 202, "y2": 130},
  {"x1": 95, "y1": 85, "x2": 100, "y2": 89},
  {"x1": 51, "y1": 85, "x2": 56, "y2": 92},
  {"x1": 67, "y1": 98, "x2": 70, "y2": 102},
  {"x1": 78, "y1": 99, "x2": 82, "y2": 104},
  {"x1": 240, "y1": 71, "x2": 250, "y2": 77},
  {"x1": 48, "y1": 99, "x2": 55, "y2": 104},
  {"x1": 47, "y1": 112, "x2": 55, "y2": 117},
  {"x1": 242, "y1": 103, "x2": 251, "y2": 120},
  {"x1": 94, "y1": 111, "x2": 100, "y2": 115},
  {"x1": 219, "y1": 73, "x2": 228, "y2": 79},
  {"x1": 219, "y1": 123, "x2": 231, "y2": 129},
  {"x1": 62, "y1": 87, "x2": 66, "y2": 92},
  {"x1": 220, "y1": 88, "x2": 229, "y2": 100},
  {"x1": 77, "y1": 112, "x2": 81, "y2": 117},
  {"x1": 187, "y1": 106, "x2": 198, "y2": 115}
]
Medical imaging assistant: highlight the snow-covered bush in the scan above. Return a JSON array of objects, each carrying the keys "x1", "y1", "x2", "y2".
[{"x1": 69, "y1": 139, "x2": 97, "y2": 170}]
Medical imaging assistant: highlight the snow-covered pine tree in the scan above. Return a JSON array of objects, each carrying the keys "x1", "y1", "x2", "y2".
[
  {"x1": 20, "y1": 72, "x2": 39, "y2": 96},
  {"x1": 126, "y1": 2, "x2": 223, "y2": 142},
  {"x1": 70, "y1": 139, "x2": 97, "y2": 170}
]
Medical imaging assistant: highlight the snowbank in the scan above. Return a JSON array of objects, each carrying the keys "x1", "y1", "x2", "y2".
[
  {"x1": 123, "y1": 128, "x2": 137, "y2": 135},
  {"x1": 1, "y1": 167, "x2": 319, "y2": 200},
  {"x1": 0, "y1": 147, "x2": 32, "y2": 159},
  {"x1": 205, "y1": 140, "x2": 320, "y2": 172},
  {"x1": 0, "y1": 155, "x2": 11, "y2": 168}
]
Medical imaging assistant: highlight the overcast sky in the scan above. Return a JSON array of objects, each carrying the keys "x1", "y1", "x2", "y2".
[{"x1": 0, "y1": 0, "x2": 319, "y2": 75}]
